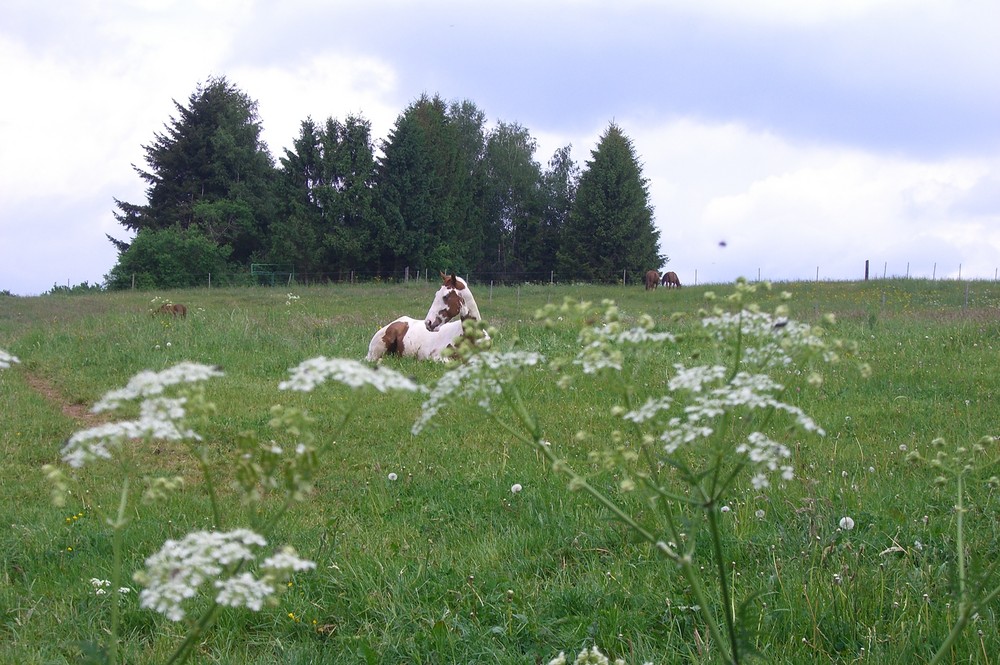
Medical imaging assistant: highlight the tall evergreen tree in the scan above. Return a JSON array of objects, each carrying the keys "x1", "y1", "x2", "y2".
[
  {"x1": 374, "y1": 94, "x2": 487, "y2": 276},
  {"x1": 109, "y1": 76, "x2": 277, "y2": 286},
  {"x1": 274, "y1": 114, "x2": 377, "y2": 280},
  {"x1": 557, "y1": 123, "x2": 663, "y2": 282}
]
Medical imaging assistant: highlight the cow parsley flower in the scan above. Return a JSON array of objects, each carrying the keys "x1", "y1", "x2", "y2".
[
  {"x1": 0, "y1": 349, "x2": 19, "y2": 369},
  {"x1": 61, "y1": 396, "x2": 198, "y2": 468},
  {"x1": 413, "y1": 351, "x2": 543, "y2": 434},
  {"x1": 94, "y1": 362, "x2": 223, "y2": 412},
  {"x1": 575, "y1": 320, "x2": 676, "y2": 374},
  {"x1": 135, "y1": 530, "x2": 313, "y2": 622},
  {"x1": 279, "y1": 357, "x2": 423, "y2": 393}
]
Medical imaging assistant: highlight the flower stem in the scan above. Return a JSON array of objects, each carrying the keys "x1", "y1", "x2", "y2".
[{"x1": 108, "y1": 476, "x2": 130, "y2": 665}]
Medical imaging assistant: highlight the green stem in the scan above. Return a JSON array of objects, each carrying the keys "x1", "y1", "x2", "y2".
[
  {"x1": 108, "y1": 477, "x2": 130, "y2": 665},
  {"x1": 192, "y1": 445, "x2": 223, "y2": 530},
  {"x1": 706, "y1": 502, "x2": 740, "y2": 664},
  {"x1": 928, "y1": 473, "x2": 968, "y2": 665}
]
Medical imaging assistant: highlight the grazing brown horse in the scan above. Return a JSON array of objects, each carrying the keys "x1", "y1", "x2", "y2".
[
  {"x1": 644, "y1": 270, "x2": 660, "y2": 290},
  {"x1": 156, "y1": 303, "x2": 187, "y2": 317},
  {"x1": 661, "y1": 271, "x2": 681, "y2": 288}
]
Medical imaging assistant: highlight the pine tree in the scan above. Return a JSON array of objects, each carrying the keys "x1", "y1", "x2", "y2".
[
  {"x1": 109, "y1": 77, "x2": 277, "y2": 286},
  {"x1": 274, "y1": 114, "x2": 376, "y2": 280},
  {"x1": 557, "y1": 123, "x2": 663, "y2": 283}
]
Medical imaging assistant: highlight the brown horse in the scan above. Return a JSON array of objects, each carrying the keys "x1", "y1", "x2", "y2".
[
  {"x1": 156, "y1": 303, "x2": 187, "y2": 317},
  {"x1": 661, "y1": 271, "x2": 681, "y2": 288},
  {"x1": 644, "y1": 270, "x2": 660, "y2": 290}
]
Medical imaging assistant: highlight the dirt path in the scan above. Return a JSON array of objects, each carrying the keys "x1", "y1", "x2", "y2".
[{"x1": 21, "y1": 372, "x2": 106, "y2": 429}]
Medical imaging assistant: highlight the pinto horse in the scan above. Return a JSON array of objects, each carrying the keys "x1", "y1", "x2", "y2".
[
  {"x1": 661, "y1": 271, "x2": 682, "y2": 288},
  {"x1": 366, "y1": 273, "x2": 486, "y2": 362},
  {"x1": 644, "y1": 270, "x2": 660, "y2": 290}
]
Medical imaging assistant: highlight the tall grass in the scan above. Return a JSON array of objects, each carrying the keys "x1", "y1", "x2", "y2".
[{"x1": 1, "y1": 279, "x2": 998, "y2": 663}]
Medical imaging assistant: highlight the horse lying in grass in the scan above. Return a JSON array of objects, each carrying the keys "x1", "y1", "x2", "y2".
[
  {"x1": 366, "y1": 273, "x2": 487, "y2": 362},
  {"x1": 366, "y1": 318, "x2": 490, "y2": 362}
]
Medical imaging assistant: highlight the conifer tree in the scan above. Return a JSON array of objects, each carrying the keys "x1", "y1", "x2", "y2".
[
  {"x1": 557, "y1": 123, "x2": 663, "y2": 282},
  {"x1": 109, "y1": 77, "x2": 277, "y2": 286}
]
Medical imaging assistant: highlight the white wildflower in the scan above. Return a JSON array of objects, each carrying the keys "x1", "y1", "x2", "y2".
[
  {"x1": 668, "y1": 364, "x2": 728, "y2": 393},
  {"x1": 260, "y1": 547, "x2": 317, "y2": 575},
  {"x1": 623, "y1": 396, "x2": 674, "y2": 424},
  {"x1": 214, "y1": 573, "x2": 273, "y2": 611},
  {"x1": 61, "y1": 396, "x2": 197, "y2": 468},
  {"x1": 94, "y1": 362, "x2": 223, "y2": 412},
  {"x1": 574, "y1": 323, "x2": 675, "y2": 374},
  {"x1": 413, "y1": 351, "x2": 543, "y2": 434},
  {"x1": 279, "y1": 356, "x2": 423, "y2": 393},
  {"x1": 0, "y1": 349, "x2": 20, "y2": 369},
  {"x1": 135, "y1": 529, "x2": 270, "y2": 621}
]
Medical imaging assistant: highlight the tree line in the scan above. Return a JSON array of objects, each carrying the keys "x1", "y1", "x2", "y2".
[{"x1": 107, "y1": 77, "x2": 666, "y2": 289}]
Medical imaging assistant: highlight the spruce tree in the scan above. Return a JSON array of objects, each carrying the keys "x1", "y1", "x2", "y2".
[
  {"x1": 109, "y1": 77, "x2": 277, "y2": 286},
  {"x1": 557, "y1": 123, "x2": 663, "y2": 283}
]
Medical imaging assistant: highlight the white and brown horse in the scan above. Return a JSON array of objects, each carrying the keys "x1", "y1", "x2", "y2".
[{"x1": 366, "y1": 273, "x2": 487, "y2": 362}]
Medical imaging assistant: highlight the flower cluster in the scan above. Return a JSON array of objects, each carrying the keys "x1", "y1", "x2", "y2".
[
  {"x1": 134, "y1": 529, "x2": 314, "y2": 621},
  {"x1": 279, "y1": 357, "x2": 423, "y2": 393},
  {"x1": 0, "y1": 348, "x2": 19, "y2": 369},
  {"x1": 63, "y1": 396, "x2": 201, "y2": 469},
  {"x1": 547, "y1": 645, "x2": 650, "y2": 665},
  {"x1": 574, "y1": 303, "x2": 675, "y2": 374},
  {"x1": 90, "y1": 578, "x2": 131, "y2": 596},
  {"x1": 624, "y1": 366, "x2": 821, "y2": 488},
  {"x1": 412, "y1": 351, "x2": 544, "y2": 434},
  {"x1": 93, "y1": 362, "x2": 223, "y2": 413}
]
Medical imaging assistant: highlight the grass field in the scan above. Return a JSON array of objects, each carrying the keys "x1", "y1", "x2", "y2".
[{"x1": 1, "y1": 278, "x2": 998, "y2": 664}]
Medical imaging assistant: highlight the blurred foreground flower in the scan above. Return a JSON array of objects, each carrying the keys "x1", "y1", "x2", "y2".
[
  {"x1": 134, "y1": 529, "x2": 314, "y2": 621},
  {"x1": 0, "y1": 349, "x2": 19, "y2": 369},
  {"x1": 279, "y1": 357, "x2": 423, "y2": 393}
]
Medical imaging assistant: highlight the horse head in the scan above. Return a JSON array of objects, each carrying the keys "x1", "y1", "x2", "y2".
[{"x1": 424, "y1": 272, "x2": 481, "y2": 331}]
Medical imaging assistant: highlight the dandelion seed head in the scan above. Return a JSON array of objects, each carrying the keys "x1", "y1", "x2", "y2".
[
  {"x1": 839, "y1": 516, "x2": 856, "y2": 530},
  {"x1": 511, "y1": 483, "x2": 522, "y2": 493}
]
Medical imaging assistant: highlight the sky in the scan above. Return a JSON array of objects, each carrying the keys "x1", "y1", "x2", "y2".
[{"x1": 2, "y1": 0, "x2": 999, "y2": 296}]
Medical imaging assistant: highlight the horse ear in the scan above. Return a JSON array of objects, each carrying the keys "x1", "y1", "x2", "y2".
[{"x1": 439, "y1": 270, "x2": 447, "y2": 283}]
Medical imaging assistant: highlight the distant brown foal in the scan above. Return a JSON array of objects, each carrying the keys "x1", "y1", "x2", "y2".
[{"x1": 156, "y1": 303, "x2": 187, "y2": 317}]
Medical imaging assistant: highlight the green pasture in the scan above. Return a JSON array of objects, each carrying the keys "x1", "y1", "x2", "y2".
[{"x1": 0, "y1": 278, "x2": 998, "y2": 663}]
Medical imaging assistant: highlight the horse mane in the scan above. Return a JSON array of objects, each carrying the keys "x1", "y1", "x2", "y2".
[{"x1": 440, "y1": 271, "x2": 481, "y2": 321}]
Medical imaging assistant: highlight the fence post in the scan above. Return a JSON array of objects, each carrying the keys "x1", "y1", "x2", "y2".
[
  {"x1": 883, "y1": 262, "x2": 887, "y2": 279},
  {"x1": 933, "y1": 263, "x2": 936, "y2": 280},
  {"x1": 865, "y1": 260, "x2": 869, "y2": 281},
  {"x1": 958, "y1": 263, "x2": 962, "y2": 280}
]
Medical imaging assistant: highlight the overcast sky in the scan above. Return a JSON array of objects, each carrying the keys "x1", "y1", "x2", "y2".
[{"x1": 2, "y1": 0, "x2": 998, "y2": 296}]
